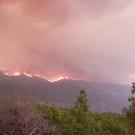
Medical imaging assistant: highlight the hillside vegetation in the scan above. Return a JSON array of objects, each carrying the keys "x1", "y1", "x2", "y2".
[
  {"x1": 0, "y1": 85, "x2": 134, "y2": 135},
  {"x1": 36, "y1": 90, "x2": 129, "y2": 135}
]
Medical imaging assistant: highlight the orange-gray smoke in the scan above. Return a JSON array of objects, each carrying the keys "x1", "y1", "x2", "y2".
[{"x1": 0, "y1": 0, "x2": 135, "y2": 83}]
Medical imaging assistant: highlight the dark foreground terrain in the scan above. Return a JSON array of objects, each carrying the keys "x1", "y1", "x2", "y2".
[{"x1": 0, "y1": 90, "x2": 132, "y2": 135}]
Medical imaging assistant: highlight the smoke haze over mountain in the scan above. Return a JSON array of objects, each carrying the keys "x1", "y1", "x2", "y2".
[{"x1": 0, "y1": 0, "x2": 135, "y2": 83}]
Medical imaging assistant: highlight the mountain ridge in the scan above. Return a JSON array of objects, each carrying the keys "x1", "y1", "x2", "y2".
[{"x1": 0, "y1": 71, "x2": 130, "y2": 113}]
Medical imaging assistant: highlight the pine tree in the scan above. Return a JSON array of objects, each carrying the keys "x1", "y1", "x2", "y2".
[
  {"x1": 75, "y1": 89, "x2": 89, "y2": 114},
  {"x1": 72, "y1": 90, "x2": 95, "y2": 135}
]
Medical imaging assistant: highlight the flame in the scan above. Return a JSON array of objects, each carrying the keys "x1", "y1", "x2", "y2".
[
  {"x1": 13, "y1": 71, "x2": 21, "y2": 76},
  {"x1": 2, "y1": 70, "x2": 69, "y2": 82},
  {"x1": 23, "y1": 72, "x2": 33, "y2": 77},
  {"x1": 48, "y1": 76, "x2": 69, "y2": 82},
  {"x1": 4, "y1": 71, "x2": 21, "y2": 76}
]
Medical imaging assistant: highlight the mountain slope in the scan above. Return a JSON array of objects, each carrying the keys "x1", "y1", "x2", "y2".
[{"x1": 0, "y1": 71, "x2": 130, "y2": 113}]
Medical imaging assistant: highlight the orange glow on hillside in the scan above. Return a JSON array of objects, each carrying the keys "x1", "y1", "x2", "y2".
[
  {"x1": 23, "y1": 72, "x2": 33, "y2": 77},
  {"x1": 13, "y1": 71, "x2": 21, "y2": 76},
  {"x1": 48, "y1": 76, "x2": 69, "y2": 82},
  {"x1": 2, "y1": 70, "x2": 69, "y2": 82}
]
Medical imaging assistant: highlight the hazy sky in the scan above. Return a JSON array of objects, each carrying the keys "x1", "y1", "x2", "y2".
[{"x1": 0, "y1": 0, "x2": 135, "y2": 84}]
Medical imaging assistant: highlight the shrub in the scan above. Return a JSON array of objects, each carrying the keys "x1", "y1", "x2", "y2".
[
  {"x1": 0, "y1": 96, "x2": 61, "y2": 135},
  {"x1": 36, "y1": 90, "x2": 129, "y2": 135}
]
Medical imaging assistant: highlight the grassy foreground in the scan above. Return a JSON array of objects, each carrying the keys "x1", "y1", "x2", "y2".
[{"x1": 0, "y1": 89, "x2": 134, "y2": 135}]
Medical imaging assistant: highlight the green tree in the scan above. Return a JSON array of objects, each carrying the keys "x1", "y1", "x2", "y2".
[
  {"x1": 72, "y1": 90, "x2": 95, "y2": 135},
  {"x1": 74, "y1": 89, "x2": 89, "y2": 114},
  {"x1": 36, "y1": 89, "x2": 129, "y2": 135},
  {"x1": 126, "y1": 83, "x2": 135, "y2": 134}
]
